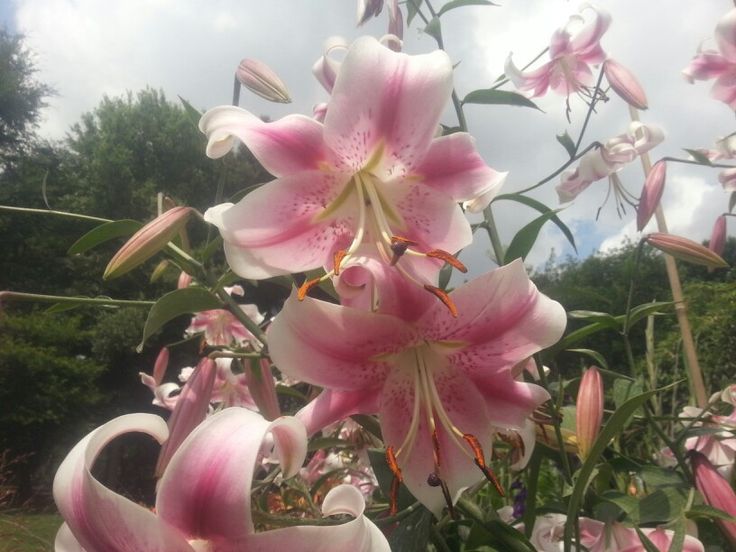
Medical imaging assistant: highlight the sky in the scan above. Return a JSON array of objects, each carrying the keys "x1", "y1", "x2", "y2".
[{"x1": 3, "y1": 0, "x2": 734, "y2": 274}]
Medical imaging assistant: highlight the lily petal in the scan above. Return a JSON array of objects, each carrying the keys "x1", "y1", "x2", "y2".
[
  {"x1": 324, "y1": 36, "x2": 453, "y2": 177},
  {"x1": 53, "y1": 414, "x2": 194, "y2": 552},
  {"x1": 418, "y1": 260, "x2": 563, "y2": 428},
  {"x1": 55, "y1": 523, "x2": 85, "y2": 552},
  {"x1": 716, "y1": 9, "x2": 736, "y2": 62},
  {"x1": 199, "y1": 106, "x2": 331, "y2": 177},
  {"x1": 682, "y1": 50, "x2": 732, "y2": 82},
  {"x1": 296, "y1": 388, "x2": 382, "y2": 437},
  {"x1": 413, "y1": 132, "x2": 507, "y2": 212},
  {"x1": 204, "y1": 170, "x2": 354, "y2": 278},
  {"x1": 157, "y1": 408, "x2": 307, "y2": 542},
  {"x1": 379, "y1": 354, "x2": 494, "y2": 517},
  {"x1": 268, "y1": 290, "x2": 416, "y2": 390},
  {"x1": 569, "y1": 5, "x2": 611, "y2": 63}
]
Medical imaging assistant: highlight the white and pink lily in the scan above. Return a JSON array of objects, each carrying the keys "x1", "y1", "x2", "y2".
[
  {"x1": 527, "y1": 514, "x2": 704, "y2": 552},
  {"x1": 53, "y1": 407, "x2": 389, "y2": 551},
  {"x1": 683, "y1": 9, "x2": 736, "y2": 110},
  {"x1": 557, "y1": 122, "x2": 664, "y2": 203},
  {"x1": 200, "y1": 37, "x2": 505, "y2": 310},
  {"x1": 505, "y1": 5, "x2": 610, "y2": 98},
  {"x1": 185, "y1": 286, "x2": 264, "y2": 347},
  {"x1": 268, "y1": 260, "x2": 565, "y2": 516},
  {"x1": 680, "y1": 394, "x2": 736, "y2": 480}
]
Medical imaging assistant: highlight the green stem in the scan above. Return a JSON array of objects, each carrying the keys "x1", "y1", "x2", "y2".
[
  {"x1": 429, "y1": 522, "x2": 452, "y2": 552},
  {"x1": 373, "y1": 502, "x2": 422, "y2": 525},
  {"x1": 482, "y1": 204, "x2": 506, "y2": 264},
  {"x1": 513, "y1": 141, "x2": 601, "y2": 196},
  {"x1": 573, "y1": 67, "x2": 606, "y2": 152},
  {"x1": 0, "y1": 204, "x2": 109, "y2": 223},
  {"x1": 536, "y1": 357, "x2": 573, "y2": 484},
  {"x1": 661, "y1": 156, "x2": 734, "y2": 169},
  {"x1": 622, "y1": 240, "x2": 646, "y2": 336},
  {"x1": 250, "y1": 509, "x2": 346, "y2": 528},
  {"x1": 0, "y1": 291, "x2": 153, "y2": 308},
  {"x1": 522, "y1": 449, "x2": 542, "y2": 537},
  {"x1": 214, "y1": 286, "x2": 268, "y2": 347}
]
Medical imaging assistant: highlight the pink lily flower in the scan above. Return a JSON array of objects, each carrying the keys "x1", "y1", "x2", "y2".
[
  {"x1": 185, "y1": 286, "x2": 264, "y2": 347},
  {"x1": 505, "y1": 5, "x2": 611, "y2": 97},
  {"x1": 697, "y1": 135, "x2": 736, "y2": 161},
  {"x1": 681, "y1": 402, "x2": 736, "y2": 480},
  {"x1": 683, "y1": 9, "x2": 736, "y2": 110},
  {"x1": 709, "y1": 215, "x2": 727, "y2": 256},
  {"x1": 557, "y1": 122, "x2": 664, "y2": 203},
  {"x1": 692, "y1": 451, "x2": 736, "y2": 546},
  {"x1": 268, "y1": 260, "x2": 565, "y2": 515},
  {"x1": 201, "y1": 37, "x2": 506, "y2": 308},
  {"x1": 719, "y1": 167, "x2": 736, "y2": 191},
  {"x1": 53, "y1": 407, "x2": 390, "y2": 551},
  {"x1": 527, "y1": 515, "x2": 704, "y2": 552}
]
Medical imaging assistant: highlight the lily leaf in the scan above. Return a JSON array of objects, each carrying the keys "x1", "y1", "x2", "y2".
[
  {"x1": 557, "y1": 131, "x2": 577, "y2": 157},
  {"x1": 68, "y1": 219, "x2": 141, "y2": 255},
  {"x1": 683, "y1": 148, "x2": 712, "y2": 166},
  {"x1": 504, "y1": 209, "x2": 563, "y2": 263},
  {"x1": 463, "y1": 89, "x2": 541, "y2": 110},
  {"x1": 494, "y1": 193, "x2": 577, "y2": 253},
  {"x1": 437, "y1": 0, "x2": 498, "y2": 17},
  {"x1": 138, "y1": 287, "x2": 222, "y2": 351},
  {"x1": 407, "y1": 0, "x2": 424, "y2": 24}
]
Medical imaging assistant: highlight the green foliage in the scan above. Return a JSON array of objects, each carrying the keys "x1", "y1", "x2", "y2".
[{"x1": 0, "y1": 29, "x2": 52, "y2": 169}]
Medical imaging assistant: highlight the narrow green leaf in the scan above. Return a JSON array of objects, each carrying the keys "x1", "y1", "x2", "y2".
[
  {"x1": 138, "y1": 287, "x2": 222, "y2": 351},
  {"x1": 466, "y1": 520, "x2": 536, "y2": 552},
  {"x1": 730, "y1": 191, "x2": 736, "y2": 213},
  {"x1": 463, "y1": 89, "x2": 541, "y2": 110},
  {"x1": 504, "y1": 210, "x2": 561, "y2": 263},
  {"x1": 634, "y1": 528, "x2": 661, "y2": 552},
  {"x1": 423, "y1": 16, "x2": 442, "y2": 42},
  {"x1": 683, "y1": 148, "x2": 712, "y2": 166},
  {"x1": 45, "y1": 302, "x2": 82, "y2": 314},
  {"x1": 568, "y1": 310, "x2": 620, "y2": 329},
  {"x1": 624, "y1": 301, "x2": 674, "y2": 328},
  {"x1": 68, "y1": 219, "x2": 142, "y2": 255},
  {"x1": 494, "y1": 193, "x2": 577, "y2": 253},
  {"x1": 563, "y1": 385, "x2": 673, "y2": 551},
  {"x1": 388, "y1": 507, "x2": 433, "y2": 552},
  {"x1": 613, "y1": 379, "x2": 643, "y2": 412},
  {"x1": 687, "y1": 504, "x2": 736, "y2": 522},
  {"x1": 549, "y1": 321, "x2": 611, "y2": 354},
  {"x1": 566, "y1": 348, "x2": 609, "y2": 369},
  {"x1": 178, "y1": 95, "x2": 203, "y2": 129},
  {"x1": 557, "y1": 131, "x2": 576, "y2": 157},
  {"x1": 437, "y1": 0, "x2": 497, "y2": 17},
  {"x1": 407, "y1": 0, "x2": 424, "y2": 24}
]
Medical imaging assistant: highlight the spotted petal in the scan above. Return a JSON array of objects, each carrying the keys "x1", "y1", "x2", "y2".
[{"x1": 324, "y1": 36, "x2": 453, "y2": 178}]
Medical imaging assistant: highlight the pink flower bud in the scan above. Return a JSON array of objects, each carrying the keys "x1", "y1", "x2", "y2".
[
  {"x1": 710, "y1": 215, "x2": 728, "y2": 256},
  {"x1": 576, "y1": 366, "x2": 604, "y2": 460},
  {"x1": 155, "y1": 358, "x2": 216, "y2": 476},
  {"x1": 603, "y1": 58, "x2": 648, "y2": 110},
  {"x1": 236, "y1": 58, "x2": 291, "y2": 103},
  {"x1": 692, "y1": 451, "x2": 736, "y2": 546},
  {"x1": 152, "y1": 347, "x2": 169, "y2": 386},
  {"x1": 646, "y1": 232, "x2": 729, "y2": 269},
  {"x1": 177, "y1": 271, "x2": 192, "y2": 289},
  {"x1": 244, "y1": 358, "x2": 281, "y2": 421},
  {"x1": 636, "y1": 160, "x2": 666, "y2": 231},
  {"x1": 104, "y1": 206, "x2": 193, "y2": 280}
]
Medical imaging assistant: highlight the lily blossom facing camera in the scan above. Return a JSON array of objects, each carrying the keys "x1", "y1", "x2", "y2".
[
  {"x1": 268, "y1": 260, "x2": 566, "y2": 516},
  {"x1": 505, "y1": 4, "x2": 610, "y2": 97},
  {"x1": 201, "y1": 37, "x2": 505, "y2": 309},
  {"x1": 53, "y1": 408, "x2": 389, "y2": 552}
]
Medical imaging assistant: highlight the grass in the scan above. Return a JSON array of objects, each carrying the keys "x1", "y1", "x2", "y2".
[{"x1": 0, "y1": 511, "x2": 60, "y2": 552}]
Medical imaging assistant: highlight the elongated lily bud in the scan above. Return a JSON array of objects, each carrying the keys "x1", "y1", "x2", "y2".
[
  {"x1": 244, "y1": 358, "x2": 281, "y2": 421},
  {"x1": 603, "y1": 58, "x2": 648, "y2": 110},
  {"x1": 646, "y1": 232, "x2": 729, "y2": 269},
  {"x1": 152, "y1": 347, "x2": 169, "y2": 386},
  {"x1": 236, "y1": 58, "x2": 291, "y2": 103},
  {"x1": 576, "y1": 366, "x2": 604, "y2": 460},
  {"x1": 104, "y1": 206, "x2": 193, "y2": 280},
  {"x1": 636, "y1": 160, "x2": 666, "y2": 231},
  {"x1": 692, "y1": 452, "x2": 736, "y2": 546},
  {"x1": 709, "y1": 215, "x2": 727, "y2": 256},
  {"x1": 155, "y1": 358, "x2": 216, "y2": 476}
]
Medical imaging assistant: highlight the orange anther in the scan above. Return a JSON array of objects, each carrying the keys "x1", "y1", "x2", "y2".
[
  {"x1": 426, "y1": 249, "x2": 468, "y2": 273},
  {"x1": 431, "y1": 428, "x2": 442, "y2": 468},
  {"x1": 333, "y1": 249, "x2": 348, "y2": 276},
  {"x1": 385, "y1": 446, "x2": 403, "y2": 482},
  {"x1": 390, "y1": 236, "x2": 419, "y2": 247},
  {"x1": 463, "y1": 433, "x2": 505, "y2": 497},
  {"x1": 423, "y1": 285, "x2": 458, "y2": 318},
  {"x1": 297, "y1": 278, "x2": 321, "y2": 301},
  {"x1": 389, "y1": 476, "x2": 401, "y2": 516}
]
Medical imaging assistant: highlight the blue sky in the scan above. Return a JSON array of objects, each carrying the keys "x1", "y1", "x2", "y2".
[{"x1": 2, "y1": 1, "x2": 733, "y2": 272}]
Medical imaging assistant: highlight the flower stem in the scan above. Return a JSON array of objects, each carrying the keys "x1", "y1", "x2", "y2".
[
  {"x1": 0, "y1": 204, "x2": 109, "y2": 223},
  {"x1": 629, "y1": 106, "x2": 708, "y2": 408},
  {"x1": 214, "y1": 285, "x2": 268, "y2": 348},
  {"x1": 0, "y1": 291, "x2": 153, "y2": 308}
]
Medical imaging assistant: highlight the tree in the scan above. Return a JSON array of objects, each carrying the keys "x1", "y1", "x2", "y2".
[{"x1": 0, "y1": 29, "x2": 52, "y2": 170}]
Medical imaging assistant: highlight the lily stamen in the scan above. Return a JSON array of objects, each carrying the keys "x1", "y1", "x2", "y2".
[
  {"x1": 463, "y1": 433, "x2": 505, "y2": 497},
  {"x1": 423, "y1": 286, "x2": 458, "y2": 318}
]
